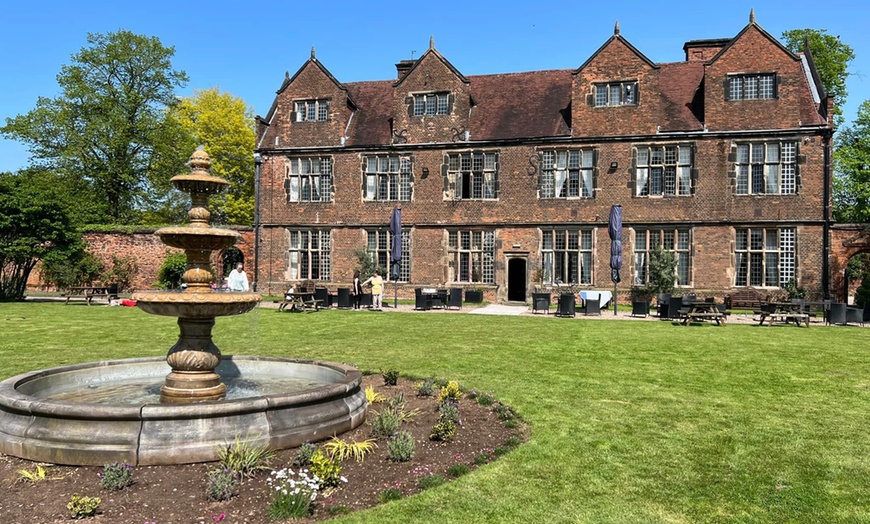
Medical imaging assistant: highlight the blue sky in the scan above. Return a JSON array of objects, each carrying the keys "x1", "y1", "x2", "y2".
[{"x1": 1, "y1": 0, "x2": 868, "y2": 173}]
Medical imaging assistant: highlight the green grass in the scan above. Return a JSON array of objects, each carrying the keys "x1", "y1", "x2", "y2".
[{"x1": 1, "y1": 302, "x2": 868, "y2": 523}]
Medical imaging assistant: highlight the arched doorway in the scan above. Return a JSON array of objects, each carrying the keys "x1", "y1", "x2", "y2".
[
  {"x1": 507, "y1": 257, "x2": 527, "y2": 302},
  {"x1": 221, "y1": 247, "x2": 244, "y2": 283}
]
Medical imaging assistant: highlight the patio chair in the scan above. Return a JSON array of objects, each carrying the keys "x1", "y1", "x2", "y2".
[
  {"x1": 631, "y1": 300, "x2": 650, "y2": 317},
  {"x1": 336, "y1": 288, "x2": 351, "y2": 309},
  {"x1": 314, "y1": 287, "x2": 330, "y2": 308},
  {"x1": 656, "y1": 294, "x2": 671, "y2": 318},
  {"x1": 583, "y1": 298, "x2": 601, "y2": 316},
  {"x1": 414, "y1": 288, "x2": 431, "y2": 311},
  {"x1": 827, "y1": 303, "x2": 847, "y2": 325},
  {"x1": 846, "y1": 305, "x2": 865, "y2": 326},
  {"x1": 556, "y1": 293, "x2": 576, "y2": 318},
  {"x1": 434, "y1": 289, "x2": 448, "y2": 309},
  {"x1": 667, "y1": 296, "x2": 684, "y2": 319},
  {"x1": 447, "y1": 287, "x2": 463, "y2": 310},
  {"x1": 532, "y1": 292, "x2": 551, "y2": 314}
]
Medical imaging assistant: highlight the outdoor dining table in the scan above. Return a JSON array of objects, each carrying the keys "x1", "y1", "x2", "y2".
[
  {"x1": 757, "y1": 302, "x2": 810, "y2": 327},
  {"x1": 278, "y1": 291, "x2": 320, "y2": 312},
  {"x1": 680, "y1": 300, "x2": 726, "y2": 326}
]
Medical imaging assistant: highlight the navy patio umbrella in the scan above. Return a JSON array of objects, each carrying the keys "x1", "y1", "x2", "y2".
[
  {"x1": 608, "y1": 204, "x2": 623, "y2": 315},
  {"x1": 389, "y1": 207, "x2": 402, "y2": 308}
]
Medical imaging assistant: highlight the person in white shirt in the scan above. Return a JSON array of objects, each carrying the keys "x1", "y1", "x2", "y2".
[{"x1": 227, "y1": 263, "x2": 249, "y2": 292}]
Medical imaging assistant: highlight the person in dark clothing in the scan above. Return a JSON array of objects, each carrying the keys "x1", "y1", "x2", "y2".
[{"x1": 351, "y1": 270, "x2": 363, "y2": 309}]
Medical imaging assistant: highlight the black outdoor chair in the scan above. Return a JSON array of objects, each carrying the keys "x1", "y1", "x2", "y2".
[
  {"x1": 556, "y1": 293, "x2": 576, "y2": 318},
  {"x1": 360, "y1": 293, "x2": 373, "y2": 308},
  {"x1": 414, "y1": 288, "x2": 431, "y2": 311},
  {"x1": 314, "y1": 287, "x2": 330, "y2": 308},
  {"x1": 532, "y1": 292, "x2": 551, "y2": 314},
  {"x1": 336, "y1": 288, "x2": 351, "y2": 309},
  {"x1": 827, "y1": 303, "x2": 847, "y2": 325},
  {"x1": 631, "y1": 300, "x2": 650, "y2": 317},
  {"x1": 846, "y1": 305, "x2": 865, "y2": 326},
  {"x1": 447, "y1": 288, "x2": 463, "y2": 310},
  {"x1": 656, "y1": 294, "x2": 671, "y2": 318},
  {"x1": 583, "y1": 298, "x2": 601, "y2": 316},
  {"x1": 434, "y1": 289, "x2": 448, "y2": 309},
  {"x1": 667, "y1": 296, "x2": 684, "y2": 319}
]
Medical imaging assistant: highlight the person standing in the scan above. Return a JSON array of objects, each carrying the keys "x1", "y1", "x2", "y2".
[
  {"x1": 227, "y1": 263, "x2": 249, "y2": 292},
  {"x1": 351, "y1": 270, "x2": 363, "y2": 310},
  {"x1": 363, "y1": 269, "x2": 384, "y2": 310}
]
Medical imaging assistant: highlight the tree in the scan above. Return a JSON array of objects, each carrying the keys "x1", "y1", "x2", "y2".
[
  {"x1": 165, "y1": 88, "x2": 256, "y2": 225},
  {"x1": 781, "y1": 29, "x2": 855, "y2": 127},
  {"x1": 641, "y1": 246, "x2": 677, "y2": 298},
  {"x1": 833, "y1": 101, "x2": 870, "y2": 223},
  {"x1": 0, "y1": 173, "x2": 79, "y2": 300},
  {"x1": 1, "y1": 30, "x2": 188, "y2": 223}
]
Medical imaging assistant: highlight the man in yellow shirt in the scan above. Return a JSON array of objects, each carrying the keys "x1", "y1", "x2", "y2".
[{"x1": 363, "y1": 270, "x2": 384, "y2": 310}]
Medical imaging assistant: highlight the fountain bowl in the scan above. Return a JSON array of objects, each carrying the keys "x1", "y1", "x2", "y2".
[
  {"x1": 0, "y1": 356, "x2": 367, "y2": 466},
  {"x1": 132, "y1": 291, "x2": 261, "y2": 318}
]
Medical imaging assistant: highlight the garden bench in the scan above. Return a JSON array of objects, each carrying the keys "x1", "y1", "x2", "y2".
[{"x1": 724, "y1": 288, "x2": 764, "y2": 310}]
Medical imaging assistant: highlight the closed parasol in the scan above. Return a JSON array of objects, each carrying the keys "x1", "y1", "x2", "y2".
[{"x1": 608, "y1": 204, "x2": 622, "y2": 315}]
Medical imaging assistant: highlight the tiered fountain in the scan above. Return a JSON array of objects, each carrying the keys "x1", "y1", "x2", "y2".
[{"x1": 0, "y1": 149, "x2": 367, "y2": 465}]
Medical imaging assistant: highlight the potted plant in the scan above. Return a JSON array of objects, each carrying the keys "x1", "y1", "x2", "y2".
[{"x1": 465, "y1": 287, "x2": 484, "y2": 303}]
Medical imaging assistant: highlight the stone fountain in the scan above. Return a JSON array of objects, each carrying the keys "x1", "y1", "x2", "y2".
[{"x1": 0, "y1": 150, "x2": 367, "y2": 466}]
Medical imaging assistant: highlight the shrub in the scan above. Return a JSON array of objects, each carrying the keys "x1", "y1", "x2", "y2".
[
  {"x1": 416, "y1": 377, "x2": 437, "y2": 397},
  {"x1": 370, "y1": 407, "x2": 402, "y2": 439},
  {"x1": 438, "y1": 401, "x2": 460, "y2": 424},
  {"x1": 293, "y1": 442, "x2": 316, "y2": 467},
  {"x1": 266, "y1": 468, "x2": 320, "y2": 520},
  {"x1": 382, "y1": 369, "x2": 399, "y2": 386},
  {"x1": 378, "y1": 488, "x2": 403, "y2": 502},
  {"x1": 447, "y1": 463, "x2": 470, "y2": 477},
  {"x1": 387, "y1": 431, "x2": 416, "y2": 462},
  {"x1": 386, "y1": 392, "x2": 406, "y2": 411},
  {"x1": 101, "y1": 256, "x2": 138, "y2": 292},
  {"x1": 475, "y1": 391, "x2": 496, "y2": 407},
  {"x1": 310, "y1": 449, "x2": 345, "y2": 488},
  {"x1": 67, "y1": 494, "x2": 101, "y2": 519},
  {"x1": 41, "y1": 248, "x2": 104, "y2": 291},
  {"x1": 156, "y1": 252, "x2": 188, "y2": 289},
  {"x1": 100, "y1": 462, "x2": 133, "y2": 491},
  {"x1": 324, "y1": 437, "x2": 377, "y2": 463},
  {"x1": 438, "y1": 381, "x2": 462, "y2": 404},
  {"x1": 216, "y1": 435, "x2": 274, "y2": 478},
  {"x1": 206, "y1": 468, "x2": 239, "y2": 501},
  {"x1": 430, "y1": 420, "x2": 456, "y2": 441},
  {"x1": 492, "y1": 403, "x2": 516, "y2": 422},
  {"x1": 417, "y1": 474, "x2": 445, "y2": 490}
]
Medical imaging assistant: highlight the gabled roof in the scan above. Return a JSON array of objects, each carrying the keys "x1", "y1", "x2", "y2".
[
  {"x1": 574, "y1": 32, "x2": 658, "y2": 74},
  {"x1": 393, "y1": 45, "x2": 469, "y2": 88},
  {"x1": 707, "y1": 20, "x2": 800, "y2": 65}
]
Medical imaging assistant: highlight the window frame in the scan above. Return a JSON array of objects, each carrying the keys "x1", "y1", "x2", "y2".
[
  {"x1": 593, "y1": 81, "x2": 639, "y2": 107},
  {"x1": 284, "y1": 157, "x2": 333, "y2": 203},
  {"x1": 294, "y1": 99, "x2": 330, "y2": 122},
  {"x1": 634, "y1": 145, "x2": 694, "y2": 197},
  {"x1": 734, "y1": 227, "x2": 796, "y2": 288},
  {"x1": 448, "y1": 229, "x2": 495, "y2": 284},
  {"x1": 445, "y1": 151, "x2": 499, "y2": 201},
  {"x1": 412, "y1": 92, "x2": 450, "y2": 116},
  {"x1": 365, "y1": 228, "x2": 410, "y2": 282},
  {"x1": 726, "y1": 73, "x2": 777, "y2": 101},
  {"x1": 633, "y1": 228, "x2": 693, "y2": 287},
  {"x1": 539, "y1": 149, "x2": 596, "y2": 199},
  {"x1": 363, "y1": 155, "x2": 413, "y2": 202},
  {"x1": 286, "y1": 229, "x2": 332, "y2": 281},
  {"x1": 540, "y1": 228, "x2": 595, "y2": 285},
  {"x1": 734, "y1": 141, "x2": 798, "y2": 195}
]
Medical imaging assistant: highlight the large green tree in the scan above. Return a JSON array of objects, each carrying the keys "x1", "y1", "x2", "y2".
[
  {"x1": 834, "y1": 100, "x2": 870, "y2": 223},
  {"x1": 0, "y1": 172, "x2": 79, "y2": 300},
  {"x1": 1, "y1": 30, "x2": 188, "y2": 223}
]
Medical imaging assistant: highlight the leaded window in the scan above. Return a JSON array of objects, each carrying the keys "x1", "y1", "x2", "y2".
[
  {"x1": 594, "y1": 81, "x2": 638, "y2": 107},
  {"x1": 635, "y1": 145, "x2": 693, "y2": 196},
  {"x1": 284, "y1": 157, "x2": 333, "y2": 203},
  {"x1": 634, "y1": 228, "x2": 692, "y2": 286},
  {"x1": 727, "y1": 73, "x2": 776, "y2": 100},
  {"x1": 541, "y1": 229, "x2": 594, "y2": 285},
  {"x1": 286, "y1": 229, "x2": 331, "y2": 281},
  {"x1": 413, "y1": 92, "x2": 450, "y2": 116},
  {"x1": 294, "y1": 99, "x2": 330, "y2": 121},
  {"x1": 735, "y1": 142, "x2": 797, "y2": 195},
  {"x1": 448, "y1": 230, "x2": 495, "y2": 283},
  {"x1": 446, "y1": 152, "x2": 498, "y2": 200},
  {"x1": 540, "y1": 150, "x2": 595, "y2": 199},
  {"x1": 735, "y1": 228, "x2": 796, "y2": 287},
  {"x1": 364, "y1": 155, "x2": 412, "y2": 201}
]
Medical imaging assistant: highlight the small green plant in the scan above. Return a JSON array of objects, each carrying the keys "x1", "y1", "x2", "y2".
[
  {"x1": 438, "y1": 401, "x2": 460, "y2": 424},
  {"x1": 266, "y1": 467, "x2": 320, "y2": 520},
  {"x1": 382, "y1": 369, "x2": 399, "y2": 386},
  {"x1": 206, "y1": 468, "x2": 239, "y2": 501},
  {"x1": 430, "y1": 419, "x2": 457, "y2": 441},
  {"x1": 379, "y1": 487, "x2": 403, "y2": 502},
  {"x1": 417, "y1": 474, "x2": 446, "y2": 490},
  {"x1": 494, "y1": 446, "x2": 511, "y2": 456},
  {"x1": 492, "y1": 403, "x2": 516, "y2": 422},
  {"x1": 67, "y1": 494, "x2": 101, "y2": 519},
  {"x1": 328, "y1": 505, "x2": 352, "y2": 516},
  {"x1": 100, "y1": 462, "x2": 133, "y2": 491},
  {"x1": 370, "y1": 407, "x2": 403, "y2": 438},
  {"x1": 387, "y1": 430, "x2": 416, "y2": 462},
  {"x1": 447, "y1": 463, "x2": 471, "y2": 477},
  {"x1": 310, "y1": 449, "x2": 346, "y2": 487},
  {"x1": 438, "y1": 381, "x2": 462, "y2": 403},
  {"x1": 474, "y1": 390, "x2": 496, "y2": 406},
  {"x1": 17, "y1": 464, "x2": 51, "y2": 483},
  {"x1": 416, "y1": 377, "x2": 436, "y2": 397},
  {"x1": 386, "y1": 392, "x2": 406, "y2": 410},
  {"x1": 216, "y1": 435, "x2": 274, "y2": 478},
  {"x1": 365, "y1": 385, "x2": 386, "y2": 404},
  {"x1": 324, "y1": 436, "x2": 378, "y2": 463},
  {"x1": 293, "y1": 442, "x2": 316, "y2": 467},
  {"x1": 503, "y1": 436, "x2": 522, "y2": 448},
  {"x1": 505, "y1": 418, "x2": 519, "y2": 429},
  {"x1": 474, "y1": 451, "x2": 494, "y2": 465}
]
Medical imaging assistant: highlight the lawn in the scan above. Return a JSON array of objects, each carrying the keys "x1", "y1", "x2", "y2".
[{"x1": 1, "y1": 302, "x2": 867, "y2": 523}]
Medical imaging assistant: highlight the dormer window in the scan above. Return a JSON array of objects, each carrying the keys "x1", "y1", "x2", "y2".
[
  {"x1": 294, "y1": 99, "x2": 330, "y2": 122},
  {"x1": 594, "y1": 81, "x2": 638, "y2": 107},
  {"x1": 726, "y1": 73, "x2": 777, "y2": 100},
  {"x1": 413, "y1": 92, "x2": 450, "y2": 116}
]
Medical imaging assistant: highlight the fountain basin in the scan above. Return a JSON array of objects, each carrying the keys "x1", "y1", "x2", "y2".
[
  {"x1": 0, "y1": 356, "x2": 367, "y2": 466},
  {"x1": 132, "y1": 291, "x2": 260, "y2": 318}
]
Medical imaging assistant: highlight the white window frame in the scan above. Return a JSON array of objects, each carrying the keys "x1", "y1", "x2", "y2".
[
  {"x1": 541, "y1": 228, "x2": 594, "y2": 285},
  {"x1": 294, "y1": 99, "x2": 330, "y2": 122},
  {"x1": 594, "y1": 81, "x2": 638, "y2": 107},
  {"x1": 540, "y1": 150, "x2": 595, "y2": 199},
  {"x1": 366, "y1": 228, "x2": 410, "y2": 282},
  {"x1": 412, "y1": 92, "x2": 450, "y2": 116},
  {"x1": 446, "y1": 152, "x2": 498, "y2": 200},
  {"x1": 727, "y1": 73, "x2": 776, "y2": 100},
  {"x1": 735, "y1": 227, "x2": 796, "y2": 287},
  {"x1": 364, "y1": 155, "x2": 413, "y2": 201},
  {"x1": 635, "y1": 145, "x2": 693, "y2": 197},
  {"x1": 284, "y1": 157, "x2": 333, "y2": 203},
  {"x1": 286, "y1": 229, "x2": 332, "y2": 281},
  {"x1": 735, "y1": 141, "x2": 797, "y2": 195},
  {"x1": 633, "y1": 228, "x2": 693, "y2": 286},
  {"x1": 448, "y1": 230, "x2": 495, "y2": 284}
]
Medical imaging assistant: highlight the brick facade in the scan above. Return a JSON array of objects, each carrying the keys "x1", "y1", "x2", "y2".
[{"x1": 254, "y1": 17, "x2": 834, "y2": 302}]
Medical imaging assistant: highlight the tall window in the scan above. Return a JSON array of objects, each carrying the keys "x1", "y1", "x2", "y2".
[
  {"x1": 540, "y1": 150, "x2": 594, "y2": 199},
  {"x1": 413, "y1": 92, "x2": 450, "y2": 116},
  {"x1": 594, "y1": 81, "x2": 638, "y2": 107},
  {"x1": 446, "y1": 152, "x2": 498, "y2": 200},
  {"x1": 634, "y1": 228, "x2": 692, "y2": 286},
  {"x1": 635, "y1": 145, "x2": 693, "y2": 197},
  {"x1": 735, "y1": 228, "x2": 796, "y2": 287},
  {"x1": 364, "y1": 156, "x2": 412, "y2": 201},
  {"x1": 448, "y1": 230, "x2": 495, "y2": 283},
  {"x1": 294, "y1": 99, "x2": 330, "y2": 121},
  {"x1": 727, "y1": 73, "x2": 776, "y2": 100},
  {"x1": 541, "y1": 229, "x2": 594, "y2": 285},
  {"x1": 285, "y1": 157, "x2": 332, "y2": 202},
  {"x1": 366, "y1": 229, "x2": 410, "y2": 282},
  {"x1": 286, "y1": 229, "x2": 331, "y2": 281},
  {"x1": 735, "y1": 142, "x2": 797, "y2": 195}
]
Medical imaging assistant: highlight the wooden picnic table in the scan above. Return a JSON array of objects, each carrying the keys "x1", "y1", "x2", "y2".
[
  {"x1": 63, "y1": 286, "x2": 112, "y2": 305},
  {"x1": 680, "y1": 301, "x2": 727, "y2": 326},
  {"x1": 278, "y1": 292, "x2": 322, "y2": 312},
  {"x1": 756, "y1": 302, "x2": 810, "y2": 327}
]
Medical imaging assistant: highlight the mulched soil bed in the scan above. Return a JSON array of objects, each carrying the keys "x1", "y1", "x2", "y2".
[{"x1": 0, "y1": 375, "x2": 524, "y2": 523}]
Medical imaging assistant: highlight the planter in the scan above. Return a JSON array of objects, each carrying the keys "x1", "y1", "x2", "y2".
[{"x1": 465, "y1": 290, "x2": 483, "y2": 303}]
